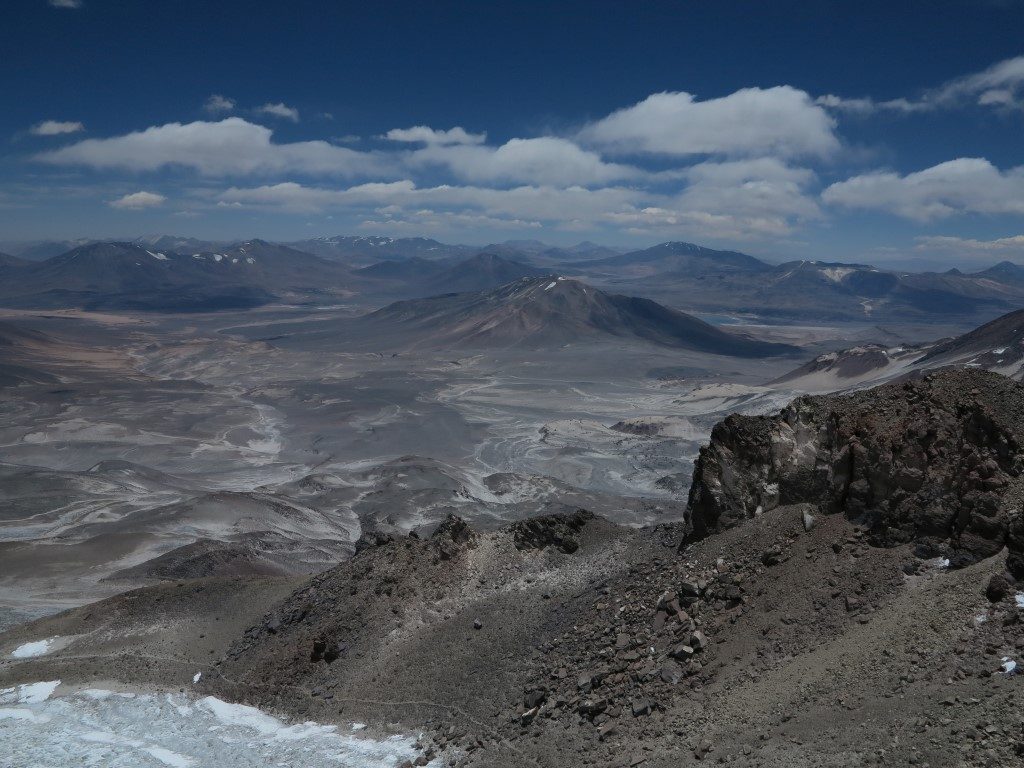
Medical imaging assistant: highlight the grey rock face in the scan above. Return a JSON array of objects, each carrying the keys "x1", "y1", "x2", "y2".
[{"x1": 683, "y1": 369, "x2": 1024, "y2": 575}]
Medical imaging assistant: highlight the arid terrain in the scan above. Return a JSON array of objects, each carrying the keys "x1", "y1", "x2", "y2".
[
  {"x1": 3, "y1": 257, "x2": 1024, "y2": 766},
  {"x1": 6, "y1": 3, "x2": 1024, "y2": 764}
]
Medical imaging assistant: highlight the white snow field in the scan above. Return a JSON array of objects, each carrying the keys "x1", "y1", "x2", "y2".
[{"x1": 0, "y1": 682, "x2": 439, "y2": 767}]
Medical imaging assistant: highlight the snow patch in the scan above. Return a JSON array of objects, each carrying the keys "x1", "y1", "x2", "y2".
[
  {"x1": 11, "y1": 638, "x2": 54, "y2": 658},
  {"x1": 2, "y1": 687, "x2": 439, "y2": 768},
  {"x1": 0, "y1": 680, "x2": 61, "y2": 704},
  {"x1": 0, "y1": 708, "x2": 48, "y2": 722},
  {"x1": 822, "y1": 267, "x2": 854, "y2": 282},
  {"x1": 146, "y1": 251, "x2": 168, "y2": 261}
]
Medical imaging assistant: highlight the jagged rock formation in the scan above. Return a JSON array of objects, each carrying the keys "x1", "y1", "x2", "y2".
[
  {"x1": 510, "y1": 509, "x2": 593, "y2": 553},
  {"x1": 684, "y1": 369, "x2": 1024, "y2": 574}
]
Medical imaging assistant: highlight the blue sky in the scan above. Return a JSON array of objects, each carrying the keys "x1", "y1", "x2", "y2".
[{"x1": 3, "y1": 0, "x2": 1024, "y2": 268}]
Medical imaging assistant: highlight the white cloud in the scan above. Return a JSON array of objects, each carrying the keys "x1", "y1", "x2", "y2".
[
  {"x1": 604, "y1": 159, "x2": 819, "y2": 241},
  {"x1": 580, "y1": 86, "x2": 839, "y2": 158},
  {"x1": 384, "y1": 126, "x2": 486, "y2": 145},
  {"x1": 36, "y1": 118, "x2": 390, "y2": 177},
  {"x1": 216, "y1": 180, "x2": 643, "y2": 223},
  {"x1": 408, "y1": 137, "x2": 640, "y2": 186},
  {"x1": 815, "y1": 94, "x2": 923, "y2": 115},
  {"x1": 933, "y1": 55, "x2": 1024, "y2": 108},
  {"x1": 30, "y1": 120, "x2": 85, "y2": 136},
  {"x1": 257, "y1": 102, "x2": 300, "y2": 121},
  {"x1": 674, "y1": 158, "x2": 820, "y2": 236},
  {"x1": 109, "y1": 190, "x2": 166, "y2": 209},
  {"x1": 819, "y1": 55, "x2": 1024, "y2": 113},
  {"x1": 823, "y1": 158, "x2": 1024, "y2": 221},
  {"x1": 48, "y1": 0, "x2": 82, "y2": 7},
  {"x1": 914, "y1": 234, "x2": 1024, "y2": 260},
  {"x1": 214, "y1": 158, "x2": 816, "y2": 241},
  {"x1": 203, "y1": 94, "x2": 235, "y2": 114}
]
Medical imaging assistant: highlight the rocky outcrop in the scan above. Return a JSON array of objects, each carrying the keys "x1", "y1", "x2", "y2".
[
  {"x1": 511, "y1": 509, "x2": 594, "y2": 554},
  {"x1": 684, "y1": 369, "x2": 1024, "y2": 574}
]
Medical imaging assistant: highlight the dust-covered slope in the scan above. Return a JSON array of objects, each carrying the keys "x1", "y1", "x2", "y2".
[
  {"x1": 770, "y1": 342, "x2": 927, "y2": 391},
  {"x1": 361, "y1": 276, "x2": 797, "y2": 356},
  {"x1": 0, "y1": 252, "x2": 28, "y2": 268},
  {"x1": 0, "y1": 321, "x2": 69, "y2": 385},
  {"x1": 919, "y1": 307, "x2": 1024, "y2": 376}
]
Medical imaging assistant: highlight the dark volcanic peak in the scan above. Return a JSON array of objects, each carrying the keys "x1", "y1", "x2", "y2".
[
  {"x1": 976, "y1": 260, "x2": 1024, "y2": 284},
  {"x1": 580, "y1": 240, "x2": 771, "y2": 274},
  {"x1": 365, "y1": 276, "x2": 795, "y2": 356},
  {"x1": 424, "y1": 252, "x2": 550, "y2": 294},
  {"x1": 0, "y1": 252, "x2": 27, "y2": 268}
]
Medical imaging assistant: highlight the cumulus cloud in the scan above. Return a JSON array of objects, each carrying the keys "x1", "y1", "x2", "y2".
[
  {"x1": 203, "y1": 94, "x2": 235, "y2": 114},
  {"x1": 384, "y1": 126, "x2": 486, "y2": 145},
  {"x1": 603, "y1": 159, "x2": 819, "y2": 240},
  {"x1": 214, "y1": 157, "x2": 817, "y2": 241},
  {"x1": 216, "y1": 180, "x2": 644, "y2": 223},
  {"x1": 823, "y1": 158, "x2": 1024, "y2": 221},
  {"x1": 30, "y1": 120, "x2": 85, "y2": 136},
  {"x1": 676, "y1": 158, "x2": 820, "y2": 235},
  {"x1": 914, "y1": 234, "x2": 1024, "y2": 260},
  {"x1": 109, "y1": 190, "x2": 166, "y2": 209},
  {"x1": 257, "y1": 102, "x2": 300, "y2": 121},
  {"x1": 819, "y1": 55, "x2": 1024, "y2": 113},
  {"x1": 36, "y1": 118, "x2": 390, "y2": 177},
  {"x1": 408, "y1": 137, "x2": 641, "y2": 186},
  {"x1": 580, "y1": 86, "x2": 839, "y2": 158},
  {"x1": 23, "y1": 86, "x2": 844, "y2": 241}
]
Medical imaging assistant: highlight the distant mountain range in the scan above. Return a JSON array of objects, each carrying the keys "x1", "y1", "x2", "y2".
[
  {"x1": 0, "y1": 240, "x2": 355, "y2": 311},
  {"x1": 1, "y1": 234, "x2": 1023, "y2": 323},
  {"x1": 284, "y1": 236, "x2": 475, "y2": 267},
  {"x1": 575, "y1": 242, "x2": 1024, "y2": 322}
]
